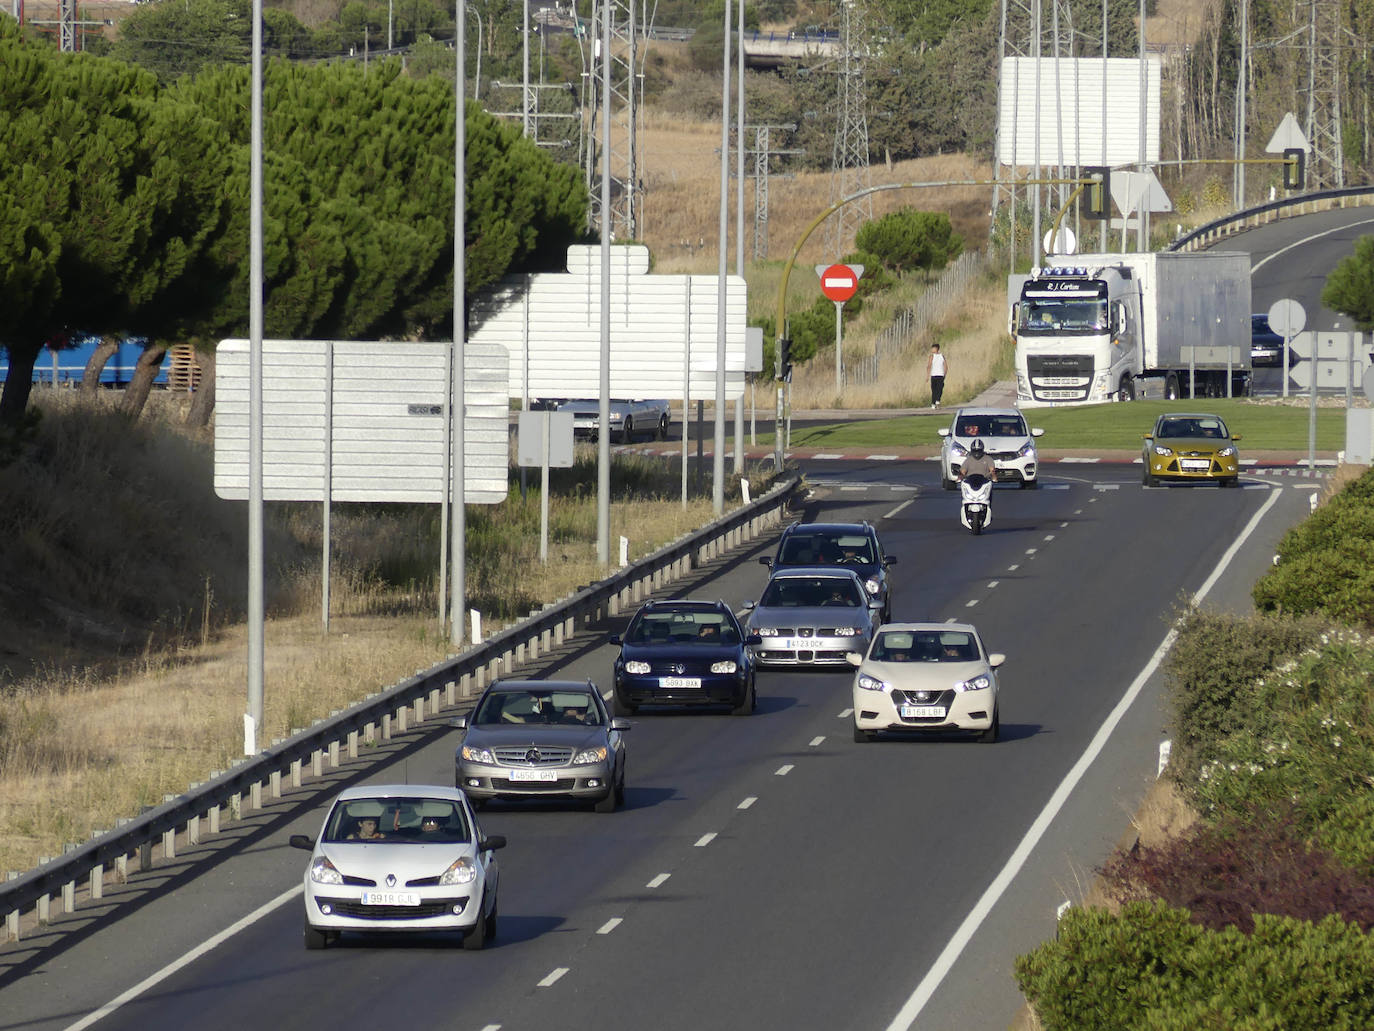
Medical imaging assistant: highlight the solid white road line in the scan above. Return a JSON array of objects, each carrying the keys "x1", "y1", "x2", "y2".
[
  {"x1": 694, "y1": 833, "x2": 717, "y2": 847},
  {"x1": 646, "y1": 873, "x2": 670, "y2": 888},
  {"x1": 597, "y1": 918, "x2": 623, "y2": 935},
  {"x1": 884, "y1": 486, "x2": 1283, "y2": 1031},
  {"x1": 538, "y1": 968, "x2": 569, "y2": 988},
  {"x1": 62, "y1": 885, "x2": 304, "y2": 1031}
]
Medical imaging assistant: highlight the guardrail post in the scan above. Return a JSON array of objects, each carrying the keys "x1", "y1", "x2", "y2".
[
  {"x1": 6, "y1": 873, "x2": 18, "y2": 940},
  {"x1": 541, "y1": 627, "x2": 552, "y2": 653},
  {"x1": 397, "y1": 706, "x2": 408, "y2": 734},
  {"x1": 291, "y1": 758, "x2": 302, "y2": 788},
  {"x1": 230, "y1": 791, "x2": 241, "y2": 821},
  {"x1": 489, "y1": 658, "x2": 502, "y2": 683},
  {"x1": 37, "y1": 892, "x2": 49, "y2": 926},
  {"x1": 348, "y1": 729, "x2": 359, "y2": 759},
  {"x1": 364, "y1": 721, "x2": 376, "y2": 744},
  {"x1": 62, "y1": 880, "x2": 74, "y2": 915},
  {"x1": 116, "y1": 852, "x2": 128, "y2": 882},
  {"x1": 329, "y1": 740, "x2": 340, "y2": 767},
  {"x1": 139, "y1": 837, "x2": 152, "y2": 872},
  {"x1": 429, "y1": 687, "x2": 441, "y2": 714},
  {"x1": 312, "y1": 748, "x2": 323, "y2": 777},
  {"x1": 162, "y1": 827, "x2": 175, "y2": 860},
  {"x1": 515, "y1": 641, "x2": 526, "y2": 666},
  {"x1": 382, "y1": 713, "x2": 393, "y2": 740},
  {"x1": 251, "y1": 781, "x2": 262, "y2": 810},
  {"x1": 414, "y1": 697, "x2": 425, "y2": 723},
  {"x1": 271, "y1": 769, "x2": 282, "y2": 799},
  {"x1": 189, "y1": 814, "x2": 200, "y2": 846},
  {"x1": 210, "y1": 804, "x2": 221, "y2": 835},
  {"x1": 475, "y1": 668, "x2": 486, "y2": 691},
  {"x1": 90, "y1": 862, "x2": 103, "y2": 900}
]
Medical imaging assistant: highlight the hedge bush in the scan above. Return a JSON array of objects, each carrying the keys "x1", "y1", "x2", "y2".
[
  {"x1": 1016, "y1": 901, "x2": 1374, "y2": 1031},
  {"x1": 1163, "y1": 608, "x2": 1326, "y2": 785}
]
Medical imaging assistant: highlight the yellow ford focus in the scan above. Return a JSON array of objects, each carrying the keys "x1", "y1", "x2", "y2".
[{"x1": 1142, "y1": 412, "x2": 1242, "y2": 488}]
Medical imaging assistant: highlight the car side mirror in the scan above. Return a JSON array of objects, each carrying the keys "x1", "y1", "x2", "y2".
[
  {"x1": 884, "y1": 555, "x2": 897, "y2": 566},
  {"x1": 1142, "y1": 433, "x2": 1153, "y2": 441},
  {"x1": 758, "y1": 556, "x2": 773, "y2": 567},
  {"x1": 481, "y1": 834, "x2": 508, "y2": 852},
  {"x1": 845, "y1": 651, "x2": 863, "y2": 667},
  {"x1": 289, "y1": 834, "x2": 315, "y2": 851},
  {"x1": 868, "y1": 600, "x2": 883, "y2": 611},
  {"x1": 1031, "y1": 428, "x2": 1044, "y2": 437},
  {"x1": 742, "y1": 600, "x2": 756, "y2": 612},
  {"x1": 937, "y1": 427, "x2": 950, "y2": 438},
  {"x1": 745, "y1": 634, "x2": 763, "y2": 646},
  {"x1": 1231, "y1": 433, "x2": 1242, "y2": 442},
  {"x1": 451, "y1": 715, "x2": 469, "y2": 730},
  {"x1": 610, "y1": 718, "x2": 632, "y2": 731},
  {"x1": 607, "y1": 634, "x2": 622, "y2": 646},
  {"x1": 988, "y1": 653, "x2": 1006, "y2": 669}
]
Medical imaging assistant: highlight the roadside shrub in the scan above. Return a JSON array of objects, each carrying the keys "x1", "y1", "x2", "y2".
[
  {"x1": 1099, "y1": 806, "x2": 1374, "y2": 933},
  {"x1": 1163, "y1": 607, "x2": 1325, "y2": 785},
  {"x1": 1253, "y1": 538, "x2": 1374, "y2": 628},
  {"x1": 1016, "y1": 900, "x2": 1374, "y2": 1031}
]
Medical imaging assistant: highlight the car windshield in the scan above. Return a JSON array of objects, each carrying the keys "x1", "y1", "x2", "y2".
[
  {"x1": 473, "y1": 689, "x2": 603, "y2": 726},
  {"x1": 871, "y1": 630, "x2": 979, "y2": 662},
  {"x1": 323, "y1": 797, "x2": 471, "y2": 844},
  {"x1": 956, "y1": 415, "x2": 1027, "y2": 437},
  {"x1": 1156, "y1": 417, "x2": 1227, "y2": 440},
  {"x1": 778, "y1": 533, "x2": 874, "y2": 566},
  {"x1": 759, "y1": 576, "x2": 863, "y2": 608},
  {"x1": 627, "y1": 611, "x2": 740, "y2": 645}
]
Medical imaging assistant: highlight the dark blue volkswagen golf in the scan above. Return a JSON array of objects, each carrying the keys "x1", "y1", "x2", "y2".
[{"x1": 610, "y1": 599, "x2": 760, "y2": 716}]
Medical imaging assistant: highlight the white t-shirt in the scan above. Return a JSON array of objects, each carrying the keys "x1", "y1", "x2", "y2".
[{"x1": 930, "y1": 352, "x2": 947, "y2": 377}]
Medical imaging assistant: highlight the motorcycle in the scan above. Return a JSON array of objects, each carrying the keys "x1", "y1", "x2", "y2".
[{"x1": 959, "y1": 473, "x2": 993, "y2": 535}]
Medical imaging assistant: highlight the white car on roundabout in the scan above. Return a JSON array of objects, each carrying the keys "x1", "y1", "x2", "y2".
[
  {"x1": 938, "y1": 406, "x2": 1044, "y2": 489},
  {"x1": 847, "y1": 622, "x2": 1004, "y2": 743}
]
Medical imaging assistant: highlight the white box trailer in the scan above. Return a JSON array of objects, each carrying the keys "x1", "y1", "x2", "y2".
[{"x1": 1010, "y1": 251, "x2": 1252, "y2": 405}]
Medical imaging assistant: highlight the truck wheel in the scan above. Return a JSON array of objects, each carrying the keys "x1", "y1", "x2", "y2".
[
  {"x1": 1119, "y1": 376, "x2": 1135, "y2": 401},
  {"x1": 656, "y1": 414, "x2": 669, "y2": 439},
  {"x1": 1165, "y1": 375, "x2": 1180, "y2": 401},
  {"x1": 619, "y1": 417, "x2": 633, "y2": 444}
]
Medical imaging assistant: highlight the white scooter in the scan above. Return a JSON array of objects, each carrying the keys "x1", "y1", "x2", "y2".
[{"x1": 959, "y1": 474, "x2": 993, "y2": 535}]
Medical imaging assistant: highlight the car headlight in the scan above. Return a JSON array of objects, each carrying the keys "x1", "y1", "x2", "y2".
[
  {"x1": 309, "y1": 856, "x2": 344, "y2": 885},
  {"x1": 1217, "y1": 446, "x2": 1236, "y2": 458},
  {"x1": 461, "y1": 744, "x2": 496, "y2": 764},
  {"x1": 440, "y1": 857, "x2": 478, "y2": 885},
  {"x1": 856, "y1": 673, "x2": 889, "y2": 692},
  {"x1": 955, "y1": 673, "x2": 993, "y2": 693},
  {"x1": 832, "y1": 626, "x2": 862, "y2": 636},
  {"x1": 624, "y1": 660, "x2": 651, "y2": 674},
  {"x1": 864, "y1": 578, "x2": 881, "y2": 595},
  {"x1": 573, "y1": 745, "x2": 608, "y2": 765},
  {"x1": 711, "y1": 660, "x2": 738, "y2": 673},
  {"x1": 1017, "y1": 441, "x2": 1036, "y2": 457},
  {"x1": 755, "y1": 626, "x2": 779, "y2": 637},
  {"x1": 1152, "y1": 445, "x2": 1174, "y2": 457},
  {"x1": 950, "y1": 442, "x2": 968, "y2": 458}
]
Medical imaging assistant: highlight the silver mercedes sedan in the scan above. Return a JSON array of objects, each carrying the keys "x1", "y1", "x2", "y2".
[{"x1": 744, "y1": 566, "x2": 882, "y2": 668}]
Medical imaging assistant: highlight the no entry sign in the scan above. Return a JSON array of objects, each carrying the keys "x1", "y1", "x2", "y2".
[{"x1": 818, "y1": 263, "x2": 862, "y2": 303}]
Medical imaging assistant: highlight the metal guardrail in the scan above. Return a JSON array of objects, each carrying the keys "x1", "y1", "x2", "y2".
[
  {"x1": 0, "y1": 474, "x2": 803, "y2": 941},
  {"x1": 1168, "y1": 185, "x2": 1374, "y2": 252}
]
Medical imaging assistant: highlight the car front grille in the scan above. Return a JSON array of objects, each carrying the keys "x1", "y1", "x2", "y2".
[
  {"x1": 492, "y1": 746, "x2": 573, "y2": 765},
  {"x1": 318, "y1": 897, "x2": 468, "y2": 920}
]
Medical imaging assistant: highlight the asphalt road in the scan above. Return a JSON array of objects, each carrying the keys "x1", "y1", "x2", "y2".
[{"x1": 1, "y1": 458, "x2": 1323, "y2": 1031}]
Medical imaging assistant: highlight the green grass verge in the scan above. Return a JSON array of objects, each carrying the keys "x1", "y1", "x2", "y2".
[{"x1": 762, "y1": 399, "x2": 1350, "y2": 451}]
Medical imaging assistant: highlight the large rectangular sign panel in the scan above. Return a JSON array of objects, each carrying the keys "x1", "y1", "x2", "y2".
[
  {"x1": 998, "y1": 57, "x2": 1160, "y2": 167},
  {"x1": 214, "y1": 339, "x2": 509, "y2": 504},
  {"x1": 468, "y1": 245, "x2": 750, "y2": 402}
]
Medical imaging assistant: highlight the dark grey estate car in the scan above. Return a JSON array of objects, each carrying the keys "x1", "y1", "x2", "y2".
[
  {"x1": 760, "y1": 521, "x2": 897, "y2": 623},
  {"x1": 454, "y1": 680, "x2": 630, "y2": 813}
]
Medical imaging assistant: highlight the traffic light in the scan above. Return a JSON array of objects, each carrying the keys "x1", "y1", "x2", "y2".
[
  {"x1": 777, "y1": 337, "x2": 793, "y2": 381},
  {"x1": 1283, "y1": 148, "x2": 1305, "y2": 190},
  {"x1": 1083, "y1": 167, "x2": 1110, "y2": 220}
]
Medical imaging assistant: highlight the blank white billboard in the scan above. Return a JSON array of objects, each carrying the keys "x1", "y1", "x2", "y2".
[
  {"x1": 998, "y1": 56, "x2": 1160, "y2": 167},
  {"x1": 468, "y1": 245, "x2": 749, "y2": 402},
  {"x1": 214, "y1": 339, "x2": 509, "y2": 504}
]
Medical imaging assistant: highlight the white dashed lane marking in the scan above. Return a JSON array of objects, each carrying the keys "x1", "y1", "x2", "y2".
[
  {"x1": 885, "y1": 498, "x2": 915, "y2": 519},
  {"x1": 597, "y1": 918, "x2": 622, "y2": 935},
  {"x1": 838, "y1": 708, "x2": 854, "y2": 719},
  {"x1": 965, "y1": 600, "x2": 979, "y2": 608},
  {"x1": 809, "y1": 736, "x2": 825, "y2": 747},
  {"x1": 694, "y1": 833, "x2": 717, "y2": 847},
  {"x1": 986, "y1": 581, "x2": 999, "y2": 589},
  {"x1": 646, "y1": 873, "x2": 670, "y2": 888},
  {"x1": 538, "y1": 969, "x2": 569, "y2": 988},
  {"x1": 738, "y1": 796, "x2": 757, "y2": 809},
  {"x1": 775, "y1": 764, "x2": 794, "y2": 776}
]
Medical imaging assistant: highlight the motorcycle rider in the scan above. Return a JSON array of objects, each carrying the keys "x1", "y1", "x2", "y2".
[{"x1": 959, "y1": 438, "x2": 997, "y2": 484}]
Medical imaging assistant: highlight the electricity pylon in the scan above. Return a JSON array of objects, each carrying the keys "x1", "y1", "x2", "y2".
[{"x1": 826, "y1": 0, "x2": 873, "y2": 259}]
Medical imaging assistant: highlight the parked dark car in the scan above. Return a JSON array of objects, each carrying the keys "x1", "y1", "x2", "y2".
[
  {"x1": 453, "y1": 680, "x2": 629, "y2": 812},
  {"x1": 759, "y1": 521, "x2": 897, "y2": 623},
  {"x1": 610, "y1": 599, "x2": 759, "y2": 715},
  {"x1": 1251, "y1": 313, "x2": 1287, "y2": 367}
]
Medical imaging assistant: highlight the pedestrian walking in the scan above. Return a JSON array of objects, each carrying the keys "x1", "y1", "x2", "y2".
[{"x1": 927, "y1": 343, "x2": 947, "y2": 407}]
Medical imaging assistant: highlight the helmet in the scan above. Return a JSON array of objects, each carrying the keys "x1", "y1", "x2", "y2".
[{"x1": 969, "y1": 439, "x2": 986, "y2": 459}]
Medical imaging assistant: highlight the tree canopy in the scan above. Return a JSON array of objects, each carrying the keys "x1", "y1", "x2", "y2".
[
  {"x1": 0, "y1": 23, "x2": 589, "y2": 427},
  {"x1": 855, "y1": 208, "x2": 963, "y2": 278},
  {"x1": 1321, "y1": 236, "x2": 1374, "y2": 331}
]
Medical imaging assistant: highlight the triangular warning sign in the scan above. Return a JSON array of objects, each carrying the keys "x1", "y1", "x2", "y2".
[{"x1": 1266, "y1": 113, "x2": 1309, "y2": 154}]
